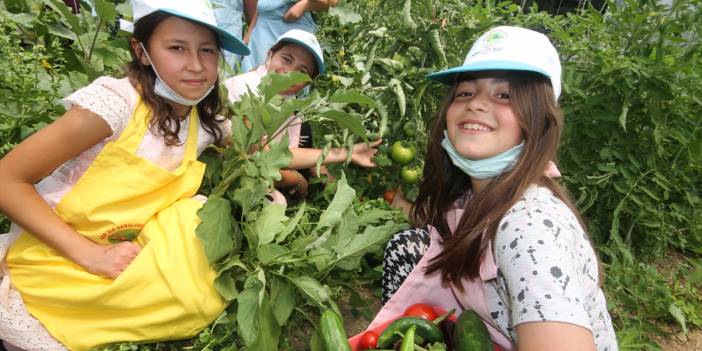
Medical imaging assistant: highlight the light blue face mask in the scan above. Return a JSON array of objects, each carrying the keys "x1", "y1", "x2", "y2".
[
  {"x1": 440, "y1": 130, "x2": 524, "y2": 179},
  {"x1": 140, "y1": 42, "x2": 215, "y2": 106}
]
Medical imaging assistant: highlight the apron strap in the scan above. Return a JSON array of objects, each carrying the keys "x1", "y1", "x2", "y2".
[{"x1": 114, "y1": 98, "x2": 201, "y2": 169}]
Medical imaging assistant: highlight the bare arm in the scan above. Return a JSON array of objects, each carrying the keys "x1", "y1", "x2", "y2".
[
  {"x1": 0, "y1": 108, "x2": 141, "y2": 278},
  {"x1": 283, "y1": 0, "x2": 338, "y2": 22},
  {"x1": 242, "y1": 0, "x2": 257, "y2": 44},
  {"x1": 287, "y1": 139, "x2": 380, "y2": 169},
  {"x1": 515, "y1": 318, "x2": 597, "y2": 351}
]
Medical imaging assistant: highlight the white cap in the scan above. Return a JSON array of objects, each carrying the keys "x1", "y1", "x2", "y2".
[
  {"x1": 121, "y1": 0, "x2": 249, "y2": 55},
  {"x1": 427, "y1": 26, "x2": 561, "y2": 99},
  {"x1": 274, "y1": 29, "x2": 325, "y2": 76}
]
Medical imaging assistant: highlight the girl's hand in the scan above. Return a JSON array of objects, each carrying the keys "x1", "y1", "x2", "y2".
[
  {"x1": 283, "y1": 1, "x2": 307, "y2": 22},
  {"x1": 350, "y1": 139, "x2": 382, "y2": 168},
  {"x1": 81, "y1": 241, "x2": 142, "y2": 279},
  {"x1": 290, "y1": 172, "x2": 309, "y2": 197}
]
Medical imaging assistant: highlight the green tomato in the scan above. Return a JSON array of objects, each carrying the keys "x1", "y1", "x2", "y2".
[
  {"x1": 400, "y1": 166, "x2": 421, "y2": 184},
  {"x1": 390, "y1": 141, "x2": 416, "y2": 165},
  {"x1": 402, "y1": 122, "x2": 416, "y2": 137}
]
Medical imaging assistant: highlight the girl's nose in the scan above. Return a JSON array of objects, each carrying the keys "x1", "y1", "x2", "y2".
[{"x1": 187, "y1": 52, "x2": 205, "y2": 72}]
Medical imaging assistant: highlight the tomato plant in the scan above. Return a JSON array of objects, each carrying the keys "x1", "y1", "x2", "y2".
[
  {"x1": 404, "y1": 303, "x2": 438, "y2": 321},
  {"x1": 358, "y1": 330, "x2": 379, "y2": 350},
  {"x1": 390, "y1": 141, "x2": 416, "y2": 165}
]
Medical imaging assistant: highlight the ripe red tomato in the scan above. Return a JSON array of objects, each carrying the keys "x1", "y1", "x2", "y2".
[
  {"x1": 383, "y1": 189, "x2": 397, "y2": 204},
  {"x1": 358, "y1": 330, "x2": 378, "y2": 350},
  {"x1": 404, "y1": 303, "x2": 438, "y2": 321}
]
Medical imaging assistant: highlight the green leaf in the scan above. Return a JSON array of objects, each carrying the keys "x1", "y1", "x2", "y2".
[
  {"x1": 256, "y1": 243, "x2": 289, "y2": 265},
  {"x1": 277, "y1": 201, "x2": 307, "y2": 243},
  {"x1": 247, "y1": 296, "x2": 281, "y2": 351},
  {"x1": 270, "y1": 276, "x2": 297, "y2": 326},
  {"x1": 42, "y1": 0, "x2": 81, "y2": 34},
  {"x1": 336, "y1": 221, "x2": 408, "y2": 271},
  {"x1": 214, "y1": 271, "x2": 238, "y2": 301},
  {"x1": 236, "y1": 278, "x2": 262, "y2": 346},
  {"x1": 93, "y1": 0, "x2": 117, "y2": 24},
  {"x1": 256, "y1": 203, "x2": 288, "y2": 246},
  {"x1": 196, "y1": 197, "x2": 236, "y2": 264},
  {"x1": 315, "y1": 173, "x2": 356, "y2": 231},
  {"x1": 668, "y1": 304, "x2": 688, "y2": 334},
  {"x1": 231, "y1": 175, "x2": 270, "y2": 214},
  {"x1": 260, "y1": 72, "x2": 310, "y2": 102},
  {"x1": 329, "y1": 90, "x2": 377, "y2": 107},
  {"x1": 289, "y1": 275, "x2": 330, "y2": 306},
  {"x1": 254, "y1": 139, "x2": 292, "y2": 180},
  {"x1": 318, "y1": 109, "x2": 368, "y2": 142}
]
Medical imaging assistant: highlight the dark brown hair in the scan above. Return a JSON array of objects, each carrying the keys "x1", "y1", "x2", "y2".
[
  {"x1": 126, "y1": 11, "x2": 228, "y2": 146},
  {"x1": 413, "y1": 72, "x2": 600, "y2": 287}
]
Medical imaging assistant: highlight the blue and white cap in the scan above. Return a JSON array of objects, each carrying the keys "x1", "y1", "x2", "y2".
[
  {"x1": 121, "y1": 0, "x2": 250, "y2": 55},
  {"x1": 274, "y1": 29, "x2": 325, "y2": 76},
  {"x1": 427, "y1": 26, "x2": 561, "y2": 99}
]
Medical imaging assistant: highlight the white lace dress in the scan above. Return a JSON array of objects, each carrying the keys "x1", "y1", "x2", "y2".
[{"x1": 0, "y1": 76, "x2": 230, "y2": 350}]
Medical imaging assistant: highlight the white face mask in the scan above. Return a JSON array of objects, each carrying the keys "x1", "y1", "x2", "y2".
[{"x1": 139, "y1": 42, "x2": 214, "y2": 106}]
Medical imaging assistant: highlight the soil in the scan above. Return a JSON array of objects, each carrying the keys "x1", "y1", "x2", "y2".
[{"x1": 651, "y1": 329, "x2": 702, "y2": 351}]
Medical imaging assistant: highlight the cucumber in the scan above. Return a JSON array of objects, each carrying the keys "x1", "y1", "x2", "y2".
[
  {"x1": 454, "y1": 310, "x2": 493, "y2": 351},
  {"x1": 319, "y1": 309, "x2": 351, "y2": 351},
  {"x1": 377, "y1": 317, "x2": 443, "y2": 348}
]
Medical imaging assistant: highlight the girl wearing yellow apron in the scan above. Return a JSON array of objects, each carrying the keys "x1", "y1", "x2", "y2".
[{"x1": 0, "y1": 1, "x2": 250, "y2": 349}]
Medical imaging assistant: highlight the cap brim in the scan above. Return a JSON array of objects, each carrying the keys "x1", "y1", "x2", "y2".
[
  {"x1": 278, "y1": 38, "x2": 325, "y2": 76},
  {"x1": 161, "y1": 9, "x2": 250, "y2": 56},
  {"x1": 426, "y1": 60, "x2": 550, "y2": 84}
]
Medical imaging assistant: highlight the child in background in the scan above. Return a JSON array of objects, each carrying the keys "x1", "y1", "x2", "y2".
[
  {"x1": 225, "y1": 29, "x2": 380, "y2": 205},
  {"x1": 240, "y1": 0, "x2": 338, "y2": 73},
  {"x1": 374, "y1": 26, "x2": 617, "y2": 351},
  {"x1": 212, "y1": 0, "x2": 257, "y2": 70},
  {"x1": 0, "y1": 1, "x2": 249, "y2": 349}
]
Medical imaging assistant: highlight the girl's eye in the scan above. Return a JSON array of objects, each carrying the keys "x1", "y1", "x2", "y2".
[
  {"x1": 496, "y1": 92, "x2": 510, "y2": 99},
  {"x1": 202, "y1": 47, "x2": 216, "y2": 54},
  {"x1": 169, "y1": 46, "x2": 184, "y2": 51},
  {"x1": 455, "y1": 90, "x2": 473, "y2": 98}
]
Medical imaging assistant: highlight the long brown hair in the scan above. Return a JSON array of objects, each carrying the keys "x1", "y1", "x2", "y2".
[
  {"x1": 126, "y1": 11, "x2": 228, "y2": 146},
  {"x1": 414, "y1": 72, "x2": 597, "y2": 287}
]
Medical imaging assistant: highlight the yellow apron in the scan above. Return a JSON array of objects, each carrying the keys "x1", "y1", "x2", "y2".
[{"x1": 6, "y1": 100, "x2": 226, "y2": 350}]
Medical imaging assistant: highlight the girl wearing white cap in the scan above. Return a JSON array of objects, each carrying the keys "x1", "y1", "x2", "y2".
[
  {"x1": 0, "y1": 1, "x2": 249, "y2": 349},
  {"x1": 224, "y1": 29, "x2": 380, "y2": 204},
  {"x1": 372, "y1": 26, "x2": 617, "y2": 351}
]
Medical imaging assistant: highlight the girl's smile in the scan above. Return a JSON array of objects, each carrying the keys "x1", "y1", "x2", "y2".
[{"x1": 446, "y1": 75, "x2": 523, "y2": 161}]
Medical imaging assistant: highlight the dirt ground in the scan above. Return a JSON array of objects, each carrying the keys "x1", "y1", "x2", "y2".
[{"x1": 651, "y1": 329, "x2": 702, "y2": 351}]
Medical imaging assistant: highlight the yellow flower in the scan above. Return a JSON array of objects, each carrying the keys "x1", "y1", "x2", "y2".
[{"x1": 41, "y1": 59, "x2": 52, "y2": 70}]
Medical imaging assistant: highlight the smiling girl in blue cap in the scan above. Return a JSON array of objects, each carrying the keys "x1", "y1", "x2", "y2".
[
  {"x1": 0, "y1": 1, "x2": 249, "y2": 349},
  {"x1": 372, "y1": 26, "x2": 617, "y2": 351}
]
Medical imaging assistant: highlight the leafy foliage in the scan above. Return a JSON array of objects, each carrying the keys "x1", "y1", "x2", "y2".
[{"x1": 0, "y1": 0, "x2": 700, "y2": 349}]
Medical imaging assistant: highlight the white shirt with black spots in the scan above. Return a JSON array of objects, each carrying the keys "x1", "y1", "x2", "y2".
[{"x1": 485, "y1": 185, "x2": 618, "y2": 351}]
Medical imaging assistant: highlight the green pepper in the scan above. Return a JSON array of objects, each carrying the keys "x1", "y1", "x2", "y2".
[
  {"x1": 319, "y1": 309, "x2": 351, "y2": 351},
  {"x1": 453, "y1": 310, "x2": 493, "y2": 351},
  {"x1": 400, "y1": 325, "x2": 416, "y2": 351},
  {"x1": 377, "y1": 317, "x2": 443, "y2": 348}
]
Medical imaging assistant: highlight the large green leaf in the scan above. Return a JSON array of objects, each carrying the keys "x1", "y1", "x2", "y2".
[
  {"x1": 236, "y1": 277, "x2": 262, "y2": 346},
  {"x1": 289, "y1": 275, "x2": 330, "y2": 307},
  {"x1": 315, "y1": 173, "x2": 356, "y2": 231},
  {"x1": 260, "y1": 72, "x2": 310, "y2": 102},
  {"x1": 269, "y1": 276, "x2": 297, "y2": 326},
  {"x1": 318, "y1": 109, "x2": 368, "y2": 140},
  {"x1": 255, "y1": 203, "x2": 288, "y2": 246},
  {"x1": 196, "y1": 197, "x2": 236, "y2": 264}
]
